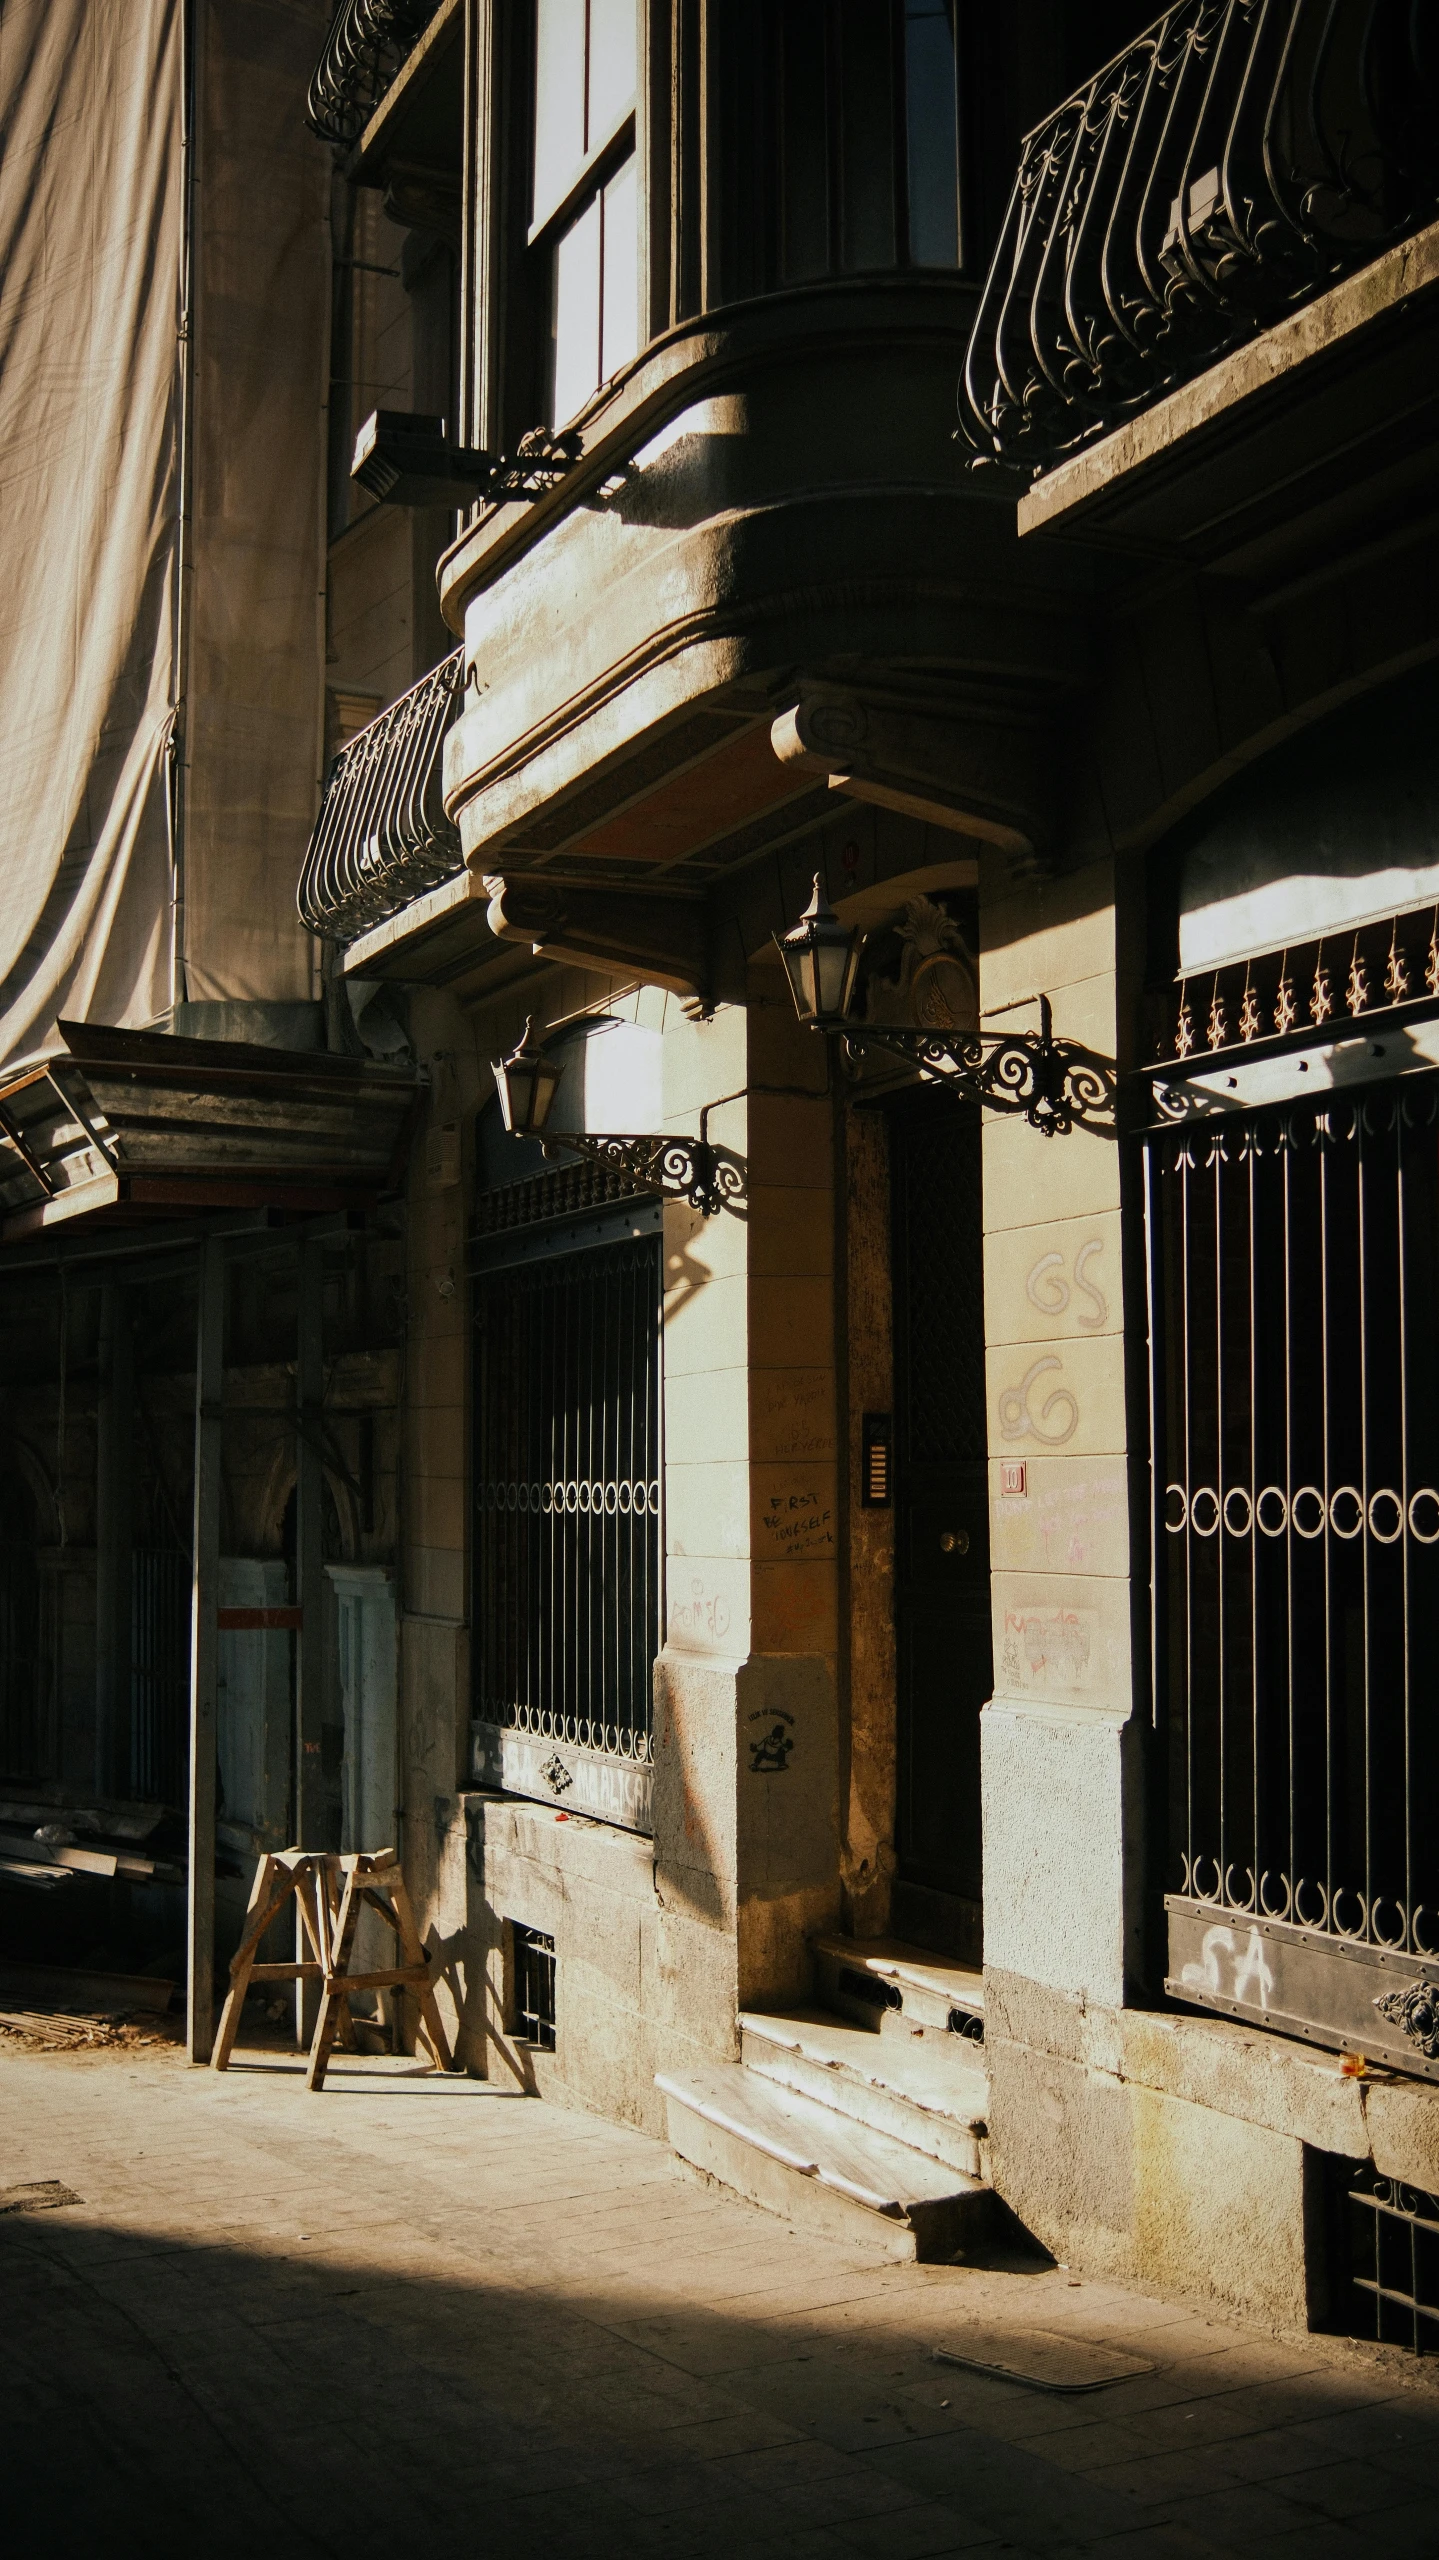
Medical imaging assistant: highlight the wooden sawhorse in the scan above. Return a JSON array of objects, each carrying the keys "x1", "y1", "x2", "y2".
[{"x1": 213, "y1": 1847, "x2": 454, "y2": 2089}]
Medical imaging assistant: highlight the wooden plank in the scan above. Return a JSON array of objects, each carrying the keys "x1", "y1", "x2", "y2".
[
  {"x1": 0, "y1": 1831, "x2": 118, "y2": 1877},
  {"x1": 321, "y1": 1966, "x2": 430, "y2": 1992},
  {"x1": 306, "y1": 1869, "x2": 362, "y2": 2091},
  {"x1": 389, "y1": 1869, "x2": 454, "y2": 2073},
  {"x1": 212, "y1": 1854, "x2": 275, "y2": 2070},
  {"x1": 186, "y1": 1236, "x2": 225, "y2": 2066}
]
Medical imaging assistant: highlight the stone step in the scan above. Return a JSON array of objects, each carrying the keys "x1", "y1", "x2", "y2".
[
  {"x1": 812, "y1": 1933, "x2": 986, "y2": 2037},
  {"x1": 656, "y1": 2061, "x2": 995, "y2": 2263},
  {"x1": 740, "y1": 2006, "x2": 989, "y2": 2178}
]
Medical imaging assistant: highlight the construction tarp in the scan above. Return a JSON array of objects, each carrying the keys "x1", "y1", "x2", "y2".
[
  {"x1": 0, "y1": 0, "x2": 183, "y2": 1061},
  {"x1": 185, "y1": 0, "x2": 328, "y2": 1007},
  {"x1": 0, "y1": 0, "x2": 327, "y2": 1063}
]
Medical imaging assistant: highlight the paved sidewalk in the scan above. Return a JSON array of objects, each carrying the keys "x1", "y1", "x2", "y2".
[{"x1": 1, "y1": 2043, "x2": 1436, "y2": 2558}]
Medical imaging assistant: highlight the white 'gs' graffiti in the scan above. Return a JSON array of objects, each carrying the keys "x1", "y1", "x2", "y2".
[{"x1": 1025, "y1": 1237, "x2": 1108, "y2": 1329}]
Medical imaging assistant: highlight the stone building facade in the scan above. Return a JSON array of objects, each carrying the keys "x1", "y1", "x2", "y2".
[{"x1": 3, "y1": 0, "x2": 1439, "y2": 2350}]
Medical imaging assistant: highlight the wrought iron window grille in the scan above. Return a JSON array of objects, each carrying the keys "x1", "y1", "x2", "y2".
[
  {"x1": 958, "y1": 0, "x2": 1439, "y2": 479},
  {"x1": 297, "y1": 649, "x2": 464, "y2": 943},
  {"x1": 306, "y1": 0, "x2": 442, "y2": 149},
  {"x1": 511, "y1": 1923, "x2": 557, "y2": 2050},
  {"x1": 1330, "y1": 2159, "x2": 1439, "y2": 2356},
  {"x1": 474, "y1": 1233, "x2": 662, "y2": 1770},
  {"x1": 1148, "y1": 1066, "x2": 1439, "y2": 2076}
]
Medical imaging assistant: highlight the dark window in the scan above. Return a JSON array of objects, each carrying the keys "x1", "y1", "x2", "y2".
[
  {"x1": 1326, "y1": 2156, "x2": 1439, "y2": 2357},
  {"x1": 0, "y1": 1479, "x2": 54, "y2": 1784},
  {"x1": 512, "y1": 1922, "x2": 557, "y2": 2049},
  {"x1": 902, "y1": 0, "x2": 961, "y2": 266}
]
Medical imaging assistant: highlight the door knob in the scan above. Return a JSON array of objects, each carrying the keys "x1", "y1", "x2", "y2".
[{"x1": 939, "y1": 1529, "x2": 969, "y2": 1554}]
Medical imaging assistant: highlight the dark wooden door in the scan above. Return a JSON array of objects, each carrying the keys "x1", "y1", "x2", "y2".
[{"x1": 889, "y1": 1085, "x2": 991, "y2": 1959}]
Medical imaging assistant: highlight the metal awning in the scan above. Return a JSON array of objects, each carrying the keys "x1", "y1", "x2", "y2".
[{"x1": 0, "y1": 1021, "x2": 420, "y2": 1242}]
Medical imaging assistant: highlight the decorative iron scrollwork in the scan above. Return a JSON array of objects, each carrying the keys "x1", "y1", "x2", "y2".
[
  {"x1": 539, "y1": 1753, "x2": 574, "y2": 1798},
  {"x1": 959, "y1": 0, "x2": 1439, "y2": 479},
  {"x1": 487, "y1": 429, "x2": 585, "y2": 501},
  {"x1": 1375, "y1": 1980, "x2": 1439, "y2": 2061},
  {"x1": 306, "y1": 0, "x2": 441, "y2": 148},
  {"x1": 538, "y1": 1132, "x2": 744, "y2": 1217},
  {"x1": 840, "y1": 997, "x2": 1115, "y2": 1137}
]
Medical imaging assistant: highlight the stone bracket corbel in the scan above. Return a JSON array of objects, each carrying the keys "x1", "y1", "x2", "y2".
[
  {"x1": 483, "y1": 874, "x2": 707, "y2": 999},
  {"x1": 771, "y1": 687, "x2": 1056, "y2": 883}
]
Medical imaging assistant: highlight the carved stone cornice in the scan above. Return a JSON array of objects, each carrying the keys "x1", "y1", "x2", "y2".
[
  {"x1": 771, "y1": 684, "x2": 1056, "y2": 883},
  {"x1": 482, "y1": 876, "x2": 706, "y2": 999}
]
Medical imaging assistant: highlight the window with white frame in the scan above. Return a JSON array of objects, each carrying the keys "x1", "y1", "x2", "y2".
[{"x1": 531, "y1": 0, "x2": 638, "y2": 427}]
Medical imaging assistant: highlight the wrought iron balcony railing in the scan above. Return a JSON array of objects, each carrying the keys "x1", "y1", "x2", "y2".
[
  {"x1": 298, "y1": 649, "x2": 464, "y2": 941},
  {"x1": 959, "y1": 0, "x2": 1439, "y2": 478},
  {"x1": 306, "y1": 0, "x2": 442, "y2": 149}
]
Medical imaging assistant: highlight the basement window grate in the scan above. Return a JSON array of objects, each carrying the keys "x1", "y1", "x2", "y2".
[
  {"x1": 838, "y1": 1966, "x2": 901, "y2": 2014},
  {"x1": 1331, "y1": 2159, "x2": 1439, "y2": 2356},
  {"x1": 512, "y1": 1924, "x2": 556, "y2": 2051}
]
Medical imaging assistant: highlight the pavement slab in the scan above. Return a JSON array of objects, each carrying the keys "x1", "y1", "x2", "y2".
[{"x1": 1, "y1": 2042, "x2": 1437, "y2": 2557}]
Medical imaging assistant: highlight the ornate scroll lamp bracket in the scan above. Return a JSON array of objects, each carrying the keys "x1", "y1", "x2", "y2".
[
  {"x1": 536, "y1": 1130, "x2": 740, "y2": 1218},
  {"x1": 775, "y1": 879, "x2": 1114, "y2": 1137},
  {"x1": 837, "y1": 995, "x2": 1113, "y2": 1137},
  {"x1": 490, "y1": 1021, "x2": 741, "y2": 1216}
]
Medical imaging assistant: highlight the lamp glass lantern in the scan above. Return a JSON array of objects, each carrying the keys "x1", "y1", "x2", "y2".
[
  {"x1": 491, "y1": 1017, "x2": 562, "y2": 1135},
  {"x1": 775, "y1": 873, "x2": 862, "y2": 1027}
]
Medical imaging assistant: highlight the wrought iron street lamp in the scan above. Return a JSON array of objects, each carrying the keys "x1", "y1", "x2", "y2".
[
  {"x1": 491, "y1": 1020, "x2": 739, "y2": 1215},
  {"x1": 774, "y1": 876, "x2": 1113, "y2": 1137},
  {"x1": 775, "y1": 874, "x2": 862, "y2": 1026}
]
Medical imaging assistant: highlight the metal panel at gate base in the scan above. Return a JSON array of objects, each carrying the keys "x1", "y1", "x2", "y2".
[
  {"x1": 1167, "y1": 1898, "x2": 1439, "y2": 2083},
  {"x1": 469, "y1": 1719, "x2": 653, "y2": 1836},
  {"x1": 1148, "y1": 1070, "x2": 1439, "y2": 2067},
  {"x1": 473, "y1": 1231, "x2": 662, "y2": 1797}
]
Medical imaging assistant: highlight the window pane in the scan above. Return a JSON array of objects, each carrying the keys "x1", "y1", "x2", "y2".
[
  {"x1": 534, "y1": 0, "x2": 587, "y2": 228},
  {"x1": 587, "y1": 0, "x2": 637, "y2": 150},
  {"x1": 905, "y1": 0, "x2": 960, "y2": 266},
  {"x1": 779, "y1": 0, "x2": 830, "y2": 283},
  {"x1": 551, "y1": 190, "x2": 602, "y2": 424},
  {"x1": 600, "y1": 152, "x2": 638, "y2": 383},
  {"x1": 839, "y1": 0, "x2": 897, "y2": 272}
]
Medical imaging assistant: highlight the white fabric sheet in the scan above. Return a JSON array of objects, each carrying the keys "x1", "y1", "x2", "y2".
[{"x1": 0, "y1": 0, "x2": 182, "y2": 1061}]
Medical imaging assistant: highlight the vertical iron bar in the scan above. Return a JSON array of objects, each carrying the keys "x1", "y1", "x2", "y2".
[
  {"x1": 1320, "y1": 1124, "x2": 1335, "y2": 1914},
  {"x1": 186, "y1": 1237, "x2": 224, "y2": 2066},
  {"x1": 1214, "y1": 1134, "x2": 1228, "y2": 1896},
  {"x1": 1283, "y1": 1126, "x2": 1297, "y2": 1904},
  {"x1": 1398, "y1": 1099, "x2": 1413, "y2": 1943},
  {"x1": 1358, "y1": 1104, "x2": 1372, "y2": 1925},
  {"x1": 295, "y1": 1230, "x2": 326, "y2": 2046}
]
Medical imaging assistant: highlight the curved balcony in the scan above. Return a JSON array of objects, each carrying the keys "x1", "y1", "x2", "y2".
[
  {"x1": 305, "y1": 0, "x2": 442, "y2": 150},
  {"x1": 298, "y1": 650, "x2": 464, "y2": 941},
  {"x1": 433, "y1": 278, "x2": 1090, "y2": 924},
  {"x1": 959, "y1": 0, "x2": 1439, "y2": 479}
]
